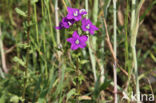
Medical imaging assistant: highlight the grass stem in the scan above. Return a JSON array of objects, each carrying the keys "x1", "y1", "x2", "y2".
[
  {"x1": 86, "y1": 0, "x2": 97, "y2": 82},
  {"x1": 47, "y1": 3, "x2": 56, "y2": 47},
  {"x1": 55, "y1": 0, "x2": 60, "y2": 45},
  {"x1": 113, "y1": 0, "x2": 118, "y2": 102},
  {"x1": 34, "y1": 3, "x2": 39, "y2": 44},
  {"x1": 130, "y1": 0, "x2": 145, "y2": 102},
  {"x1": 23, "y1": 0, "x2": 30, "y2": 99}
]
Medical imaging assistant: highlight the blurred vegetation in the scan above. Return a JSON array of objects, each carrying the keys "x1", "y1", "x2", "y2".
[{"x1": 0, "y1": 0, "x2": 156, "y2": 103}]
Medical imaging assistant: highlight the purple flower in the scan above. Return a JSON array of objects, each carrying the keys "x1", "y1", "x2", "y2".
[
  {"x1": 56, "y1": 17, "x2": 75, "y2": 29},
  {"x1": 79, "y1": 9, "x2": 87, "y2": 15},
  {"x1": 81, "y1": 18, "x2": 99, "y2": 35},
  {"x1": 67, "y1": 7, "x2": 87, "y2": 21},
  {"x1": 67, "y1": 31, "x2": 88, "y2": 50}
]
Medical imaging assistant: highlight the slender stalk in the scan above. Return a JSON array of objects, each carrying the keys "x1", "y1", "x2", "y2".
[
  {"x1": 85, "y1": 0, "x2": 97, "y2": 82},
  {"x1": 41, "y1": 0, "x2": 48, "y2": 77},
  {"x1": 41, "y1": 0, "x2": 46, "y2": 52},
  {"x1": 47, "y1": 3, "x2": 56, "y2": 47},
  {"x1": 34, "y1": 3, "x2": 39, "y2": 44},
  {"x1": 85, "y1": 0, "x2": 88, "y2": 19},
  {"x1": 130, "y1": 0, "x2": 139, "y2": 102},
  {"x1": 132, "y1": 46, "x2": 140, "y2": 102},
  {"x1": 0, "y1": 27, "x2": 8, "y2": 73},
  {"x1": 131, "y1": 0, "x2": 136, "y2": 31},
  {"x1": 113, "y1": 0, "x2": 118, "y2": 102},
  {"x1": 55, "y1": 0, "x2": 62, "y2": 85},
  {"x1": 124, "y1": 0, "x2": 131, "y2": 91},
  {"x1": 0, "y1": 67, "x2": 5, "y2": 78},
  {"x1": 93, "y1": 0, "x2": 98, "y2": 23},
  {"x1": 125, "y1": 0, "x2": 129, "y2": 72},
  {"x1": 23, "y1": 0, "x2": 30, "y2": 99},
  {"x1": 55, "y1": 0, "x2": 60, "y2": 45},
  {"x1": 88, "y1": 37, "x2": 97, "y2": 82},
  {"x1": 92, "y1": 0, "x2": 98, "y2": 82},
  {"x1": 130, "y1": 0, "x2": 145, "y2": 102}
]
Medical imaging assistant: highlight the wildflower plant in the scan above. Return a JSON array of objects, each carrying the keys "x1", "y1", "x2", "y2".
[{"x1": 56, "y1": 7, "x2": 98, "y2": 50}]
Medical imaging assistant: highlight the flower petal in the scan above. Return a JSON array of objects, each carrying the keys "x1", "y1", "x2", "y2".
[
  {"x1": 80, "y1": 35, "x2": 88, "y2": 42},
  {"x1": 55, "y1": 26, "x2": 61, "y2": 30},
  {"x1": 67, "y1": 7, "x2": 74, "y2": 19},
  {"x1": 81, "y1": 24, "x2": 88, "y2": 31},
  {"x1": 91, "y1": 25, "x2": 99, "y2": 31},
  {"x1": 74, "y1": 15, "x2": 82, "y2": 21},
  {"x1": 89, "y1": 25, "x2": 98, "y2": 35},
  {"x1": 79, "y1": 35, "x2": 88, "y2": 48},
  {"x1": 72, "y1": 31, "x2": 79, "y2": 39},
  {"x1": 89, "y1": 30, "x2": 95, "y2": 35},
  {"x1": 66, "y1": 37, "x2": 74, "y2": 43},
  {"x1": 79, "y1": 9, "x2": 87, "y2": 15},
  {"x1": 79, "y1": 43, "x2": 87, "y2": 48},
  {"x1": 81, "y1": 18, "x2": 88, "y2": 31},
  {"x1": 71, "y1": 44, "x2": 79, "y2": 50}
]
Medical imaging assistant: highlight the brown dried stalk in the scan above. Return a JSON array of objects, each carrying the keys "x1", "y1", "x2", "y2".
[{"x1": 0, "y1": 27, "x2": 8, "y2": 73}]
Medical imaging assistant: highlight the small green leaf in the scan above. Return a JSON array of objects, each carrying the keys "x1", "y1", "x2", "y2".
[
  {"x1": 10, "y1": 95, "x2": 19, "y2": 103},
  {"x1": 16, "y1": 43, "x2": 30, "y2": 49},
  {"x1": 150, "y1": 53, "x2": 156, "y2": 62},
  {"x1": 80, "y1": 60, "x2": 89, "y2": 64},
  {"x1": 66, "y1": 88, "x2": 76, "y2": 102},
  {"x1": 13, "y1": 57, "x2": 25, "y2": 67},
  {"x1": 15, "y1": 8, "x2": 27, "y2": 17},
  {"x1": 31, "y1": 0, "x2": 38, "y2": 4}
]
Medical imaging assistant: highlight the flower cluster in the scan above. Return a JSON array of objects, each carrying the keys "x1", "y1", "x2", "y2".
[{"x1": 56, "y1": 7, "x2": 98, "y2": 50}]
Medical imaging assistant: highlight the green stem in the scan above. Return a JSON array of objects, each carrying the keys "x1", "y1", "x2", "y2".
[
  {"x1": 55, "y1": 0, "x2": 60, "y2": 45},
  {"x1": 85, "y1": 0, "x2": 88, "y2": 19},
  {"x1": 41, "y1": 0, "x2": 46, "y2": 53},
  {"x1": 113, "y1": 0, "x2": 117, "y2": 102},
  {"x1": 88, "y1": 36, "x2": 97, "y2": 82},
  {"x1": 34, "y1": 3, "x2": 39, "y2": 44},
  {"x1": 93, "y1": 0, "x2": 98, "y2": 24},
  {"x1": 47, "y1": 4, "x2": 56, "y2": 47},
  {"x1": 23, "y1": 0, "x2": 30, "y2": 99},
  {"x1": 125, "y1": 0, "x2": 130, "y2": 83},
  {"x1": 132, "y1": 46, "x2": 140, "y2": 102},
  {"x1": 85, "y1": 0, "x2": 97, "y2": 82},
  {"x1": 41, "y1": 0, "x2": 48, "y2": 77},
  {"x1": 130, "y1": 0, "x2": 145, "y2": 102}
]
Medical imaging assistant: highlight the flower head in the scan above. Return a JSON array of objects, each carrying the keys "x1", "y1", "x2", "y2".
[
  {"x1": 81, "y1": 18, "x2": 98, "y2": 35},
  {"x1": 67, "y1": 31, "x2": 88, "y2": 50},
  {"x1": 67, "y1": 7, "x2": 87, "y2": 21},
  {"x1": 56, "y1": 17, "x2": 75, "y2": 29}
]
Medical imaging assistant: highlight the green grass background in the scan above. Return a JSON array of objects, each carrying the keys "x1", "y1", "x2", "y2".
[{"x1": 0, "y1": 0, "x2": 156, "y2": 103}]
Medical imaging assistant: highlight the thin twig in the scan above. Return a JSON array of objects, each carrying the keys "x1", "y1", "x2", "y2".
[
  {"x1": 103, "y1": 17, "x2": 118, "y2": 103},
  {"x1": 5, "y1": 45, "x2": 16, "y2": 54},
  {"x1": 103, "y1": 18, "x2": 117, "y2": 62}
]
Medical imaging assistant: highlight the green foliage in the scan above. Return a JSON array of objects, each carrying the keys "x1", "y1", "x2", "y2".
[
  {"x1": 15, "y1": 8, "x2": 27, "y2": 17},
  {"x1": 0, "y1": 0, "x2": 155, "y2": 102}
]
